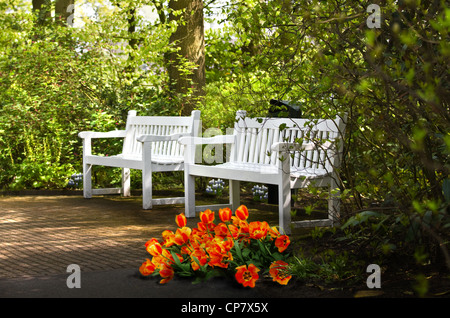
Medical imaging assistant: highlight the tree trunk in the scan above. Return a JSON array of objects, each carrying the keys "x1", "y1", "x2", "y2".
[
  {"x1": 167, "y1": 0, "x2": 205, "y2": 115},
  {"x1": 32, "y1": 0, "x2": 52, "y2": 25}
]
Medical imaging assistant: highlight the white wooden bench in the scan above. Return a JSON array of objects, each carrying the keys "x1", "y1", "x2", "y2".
[
  {"x1": 78, "y1": 110, "x2": 201, "y2": 209},
  {"x1": 179, "y1": 110, "x2": 346, "y2": 234}
]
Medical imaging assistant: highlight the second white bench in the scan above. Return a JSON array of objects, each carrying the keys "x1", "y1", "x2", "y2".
[{"x1": 179, "y1": 110, "x2": 346, "y2": 234}]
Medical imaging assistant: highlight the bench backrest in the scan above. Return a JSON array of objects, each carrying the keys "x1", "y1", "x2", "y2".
[
  {"x1": 123, "y1": 110, "x2": 201, "y2": 158},
  {"x1": 230, "y1": 110, "x2": 346, "y2": 172}
]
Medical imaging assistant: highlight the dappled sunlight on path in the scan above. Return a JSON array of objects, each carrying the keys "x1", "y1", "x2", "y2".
[{"x1": 0, "y1": 195, "x2": 184, "y2": 279}]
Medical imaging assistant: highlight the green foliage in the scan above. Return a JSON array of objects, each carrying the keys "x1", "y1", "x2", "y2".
[
  {"x1": 339, "y1": 200, "x2": 450, "y2": 266},
  {"x1": 202, "y1": 0, "x2": 449, "y2": 269},
  {"x1": 290, "y1": 249, "x2": 364, "y2": 284},
  {"x1": 0, "y1": 0, "x2": 175, "y2": 189}
]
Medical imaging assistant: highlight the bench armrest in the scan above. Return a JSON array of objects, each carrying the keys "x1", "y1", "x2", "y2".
[
  {"x1": 271, "y1": 141, "x2": 332, "y2": 152},
  {"x1": 78, "y1": 130, "x2": 127, "y2": 139},
  {"x1": 136, "y1": 133, "x2": 190, "y2": 143},
  {"x1": 178, "y1": 135, "x2": 235, "y2": 145}
]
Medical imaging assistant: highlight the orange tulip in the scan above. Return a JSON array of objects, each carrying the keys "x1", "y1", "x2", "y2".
[
  {"x1": 159, "y1": 264, "x2": 174, "y2": 284},
  {"x1": 219, "y1": 207, "x2": 232, "y2": 222},
  {"x1": 209, "y1": 250, "x2": 233, "y2": 268},
  {"x1": 151, "y1": 254, "x2": 166, "y2": 269},
  {"x1": 196, "y1": 221, "x2": 208, "y2": 233},
  {"x1": 268, "y1": 226, "x2": 280, "y2": 239},
  {"x1": 205, "y1": 238, "x2": 233, "y2": 268},
  {"x1": 269, "y1": 260, "x2": 292, "y2": 285},
  {"x1": 190, "y1": 249, "x2": 208, "y2": 271},
  {"x1": 162, "y1": 230, "x2": 175, "y2": 247},
  {"x1": 175, "y1": 213, "x2": 187, "y2": 228},
  {"x1": 161, "y1": 249, "x2": 184, "y2": 266},
  {"x1": 209, "y1": 239, "x2": 231, "y2": 254},
  {"x1": 200, "y1": 209, "x2": 215, "y2": 224},
  {"x1": 231, "y1": 216, "x2": 249, "y2": 234},
  {"x1": 196, "y1": 221, "x2": 216, "y2": 233},
  {"x1": 213, "y1": 223, "x2": 239, "y2": 239},
  {"x1": 189, "y1": 233, "x2": 205, "y2": 250},
  {"x1": 173, "y1": 227, "x2": 192, "y2": 245},
  {"x1": 274, "y1": 235, "x2": 290, "y2": 253},
  {"x1": 139, "y1": 258, "x2": 156, "y2": 276},
  {"x1": 248, "y1": 221, "x2": 269, "y2": 240},
  {"x1": 145, "y1": 238, "x2": 163, "y2": 256},
  {"x1": 222, "y1": 238, "x2": 234, "y2": 251},
  {"x1": 235, "y1": 264, "x2": 260, "y2": 288},
  {"x1": 214, "y1": 222, "x2": 229, "y2": 237},
  {"x1": 235, "y1": 205, "x2": 249, "y2": 221},
  {"x1": 180, "y1": 245, "x2": 193, "y2": 255}
]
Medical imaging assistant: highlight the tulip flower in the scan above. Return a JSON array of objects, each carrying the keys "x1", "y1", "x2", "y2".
[
  {"x1": 235, "y1": 205, "x2": 249, "y2": 221},
  {"x1": 139, "y1": 258, "x2": 156, "y2": 276},
  {"x1": 214, "y1": 222, "x2": 229, "y2": 237},
  {"x1": 235, "y1": 264, "x2": 260, "y2": 288},
  {"x1": 233, "y1": 217, "x2": 249, "y2": 235},
  {"x1": 176, "y1": 213, "x2": 187, "y2": 228},
  {"x1": 200, "y1": 209, "x2": 215, "y2": 224},
  {"x1": 209, "y1": 250, "x2": 233, "y2": 268},
  {"x1": 218, "y1": 207, "x2": 232, "y2": 222},
  {"x1": 268, "y1": 226, "x2": 280, "y2": 239},
  {"x1": 269, "y1": 260, "x2": 292, "y2": 285},
  {"x1": 162, "y1": 230, "x2": 175, "y2": 247},
  {"x1": 275, "y1": 235, "x2": 290, "y2": 253},
  {"x1": 145, "y1": 238, "x2": 163, "y2": 256},
  {"x1": 174, "y1": 227, "x2": 192, "y2": 245},
  {"x1": 159, "y1": 264, "x2": 174, "y2": 284},
  {"x1": 190, "y1": 249, "x2": 208, "y2": 271},
  {"x1": 248, "y1": 221, "x2": 269, "y2": 240}
]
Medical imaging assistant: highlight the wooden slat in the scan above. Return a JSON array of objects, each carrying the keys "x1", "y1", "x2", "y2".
[
  {"x1": 292, "y1": 219, "x2": 334, "y2": 228},
  {"x1": 152, "y1": 197, "x2": 184, "y2": 205},
  {"x1": 92, "y1": 188, "x2": 122, "y2": 195},
  {"x1": 258, "y1": 128, "x2": 267, "y2": 164}
]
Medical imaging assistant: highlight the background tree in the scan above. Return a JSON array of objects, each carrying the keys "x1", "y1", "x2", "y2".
[
  {"x1": 167, "y1": 0, "x2": 205, "y2": 115},
  {"x1": 32, "y1": 0, "x2": 51, "y2": 25}
]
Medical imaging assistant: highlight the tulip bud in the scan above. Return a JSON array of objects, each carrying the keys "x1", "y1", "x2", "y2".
[
  {"x1": 219, "y1": 207, "x2": 232, "y2": 222},
  {"x1": 175, "y1": 213, "x2": 187, "y2": 228}
]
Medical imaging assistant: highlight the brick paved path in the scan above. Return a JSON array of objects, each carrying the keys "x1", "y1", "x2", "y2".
[{"x1": 0, "y1": 195, "x2": 186, "y2": 279}]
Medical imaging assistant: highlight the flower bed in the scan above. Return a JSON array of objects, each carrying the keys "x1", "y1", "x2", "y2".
[{"x1": 139, "y1": 205, "x2": 292, "y2": 287}]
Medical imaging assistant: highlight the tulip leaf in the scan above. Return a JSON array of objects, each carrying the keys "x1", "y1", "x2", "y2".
[{"x1": 234, "y1": 240, "x2": 244, "y2": 262}]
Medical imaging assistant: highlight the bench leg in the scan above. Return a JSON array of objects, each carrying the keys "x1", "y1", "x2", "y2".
[
  {"x1": 229, "y1": 180, "x2": 240, "y2": 212},
  {"x1": 142, "y1": 165, "x2": 152, "y2": 210},
  {"x1": 328, "y1": 177, "x2": 340, "y2": 225},
  {"x1": 184, "y1": 171, "x2": 196, "y2": 218},
  {"x1": 278, "y1": 170, "x2": 291, "y2": 235},
  {"x1": 122, "y1": 168, "x2": 131, "y2": 197},
  {"x1": 83, "y1": 162, "x2": 92, "y2": 198}
]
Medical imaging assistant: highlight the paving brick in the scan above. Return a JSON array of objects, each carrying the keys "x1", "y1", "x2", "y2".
[{"x1": 0, "y1": 195, "x2": 185, "y2": 279}]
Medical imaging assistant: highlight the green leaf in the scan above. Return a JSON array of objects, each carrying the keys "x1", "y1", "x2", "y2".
[
  {"x1": 241, "y1": 247, "x2": 251, "y2": 258},
  {"x1": 341, "y1": 211, "x2": 384, "y2": 229},
  {"x1": 233, "y1": 239, "x2": 244, "y2": 262}
]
